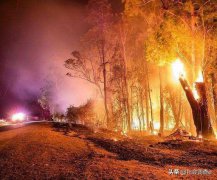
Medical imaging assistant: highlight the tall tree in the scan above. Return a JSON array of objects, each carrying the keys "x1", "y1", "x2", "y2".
[{"x1": 65, "y1": 0, "x2": 116, "y2": 128}]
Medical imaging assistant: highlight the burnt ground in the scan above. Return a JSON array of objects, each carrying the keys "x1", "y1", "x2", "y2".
[{"x1": 0, "y1": 123, "x2": 217, "y2": 179}]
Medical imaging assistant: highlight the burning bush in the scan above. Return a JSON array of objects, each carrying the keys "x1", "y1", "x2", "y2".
[
  {"x1": 66, "y1": 100, "x2": 96, "y2": 127},
  {"x1": 66, "y1": 106, "x2": 78, "y2": 124},
  {"x1": 53, "y1": 112, "x2": 65, "y2": 122}
]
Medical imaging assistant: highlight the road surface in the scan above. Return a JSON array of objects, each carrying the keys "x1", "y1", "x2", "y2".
[{"x1": 0, "y1": 123, "x2": 216, "y2": 179}]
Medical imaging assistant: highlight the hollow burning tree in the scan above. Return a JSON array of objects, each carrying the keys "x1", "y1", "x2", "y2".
[{"x1": 179, "y1": 76, "x2": 215, "y2": 139}]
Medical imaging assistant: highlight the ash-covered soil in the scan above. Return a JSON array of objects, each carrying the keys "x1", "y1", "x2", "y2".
[{"x1": 0, "y1": 123, "x2": 217, "y2": 179}]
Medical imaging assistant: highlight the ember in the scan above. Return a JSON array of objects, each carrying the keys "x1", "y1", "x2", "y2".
[{"x1": 113, "y1": 138, "x2": 118, "y2": 142}]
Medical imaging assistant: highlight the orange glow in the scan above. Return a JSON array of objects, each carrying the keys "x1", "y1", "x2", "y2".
[
  {"x1": 121, "y1": 130, "x2": 127, "y2": 136},
  {"x1": 132, "y1": 117, "x2": 140, "y2": 130},
  {"x1": 193, "y1": 88, "x2": 200, "y2": 100},
  {"x1": 172, "y1": 59, "x2": 185, "y2": 81},
  {"x1": 192, "y1": 72, "x2": 204, "y2": 100},
  {"x1": 113, "y1": 138, "x2": 118, "y2": 142},
  {"x1": 198, "y1": 134, "x2": 203, "y2": 139},
  {"x1": 152, "y1": 130, "x2": 158, "y2": 135},
  {"x1": 153, "y1": 122, "x2": 160, "y2": 130},
  {"x1": 197, "y1": 134, "x2": 203, "y2": 142},
  {"x1": 196, "y1": 71, "x2": 204, "y2": 82}
]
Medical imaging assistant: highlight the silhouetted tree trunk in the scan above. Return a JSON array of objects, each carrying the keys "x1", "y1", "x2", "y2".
[
  {"x1": 119, "y1": 21, "x2": 131, "y2": 131},
  {"x1": 211, "y1": 73, "x2": 217, "y2": 121},
  {"x1": 179, "y1": 77, "x2": 215, "y2": 139},
  {"x1": 101, "y1": 40, "x2": 110, "y2": 128},
  {"x1": 140, "y1": 89, "x2": 145, "y2": 130},
  {"x1": 145, "y1": 87, "x2": 150, "y2": 131},
  {"x1": 159, "y1": 67, "x2": 164, "y2": 134},
  {"x1": 144, "y1": 57, "x2": 153, "y2": 132},
  {"x1": 191, "y1": 3, "x2": 196, "y2": 78},
  {"x1": 144, "y1": 60, "x2": 150, "y2": 131}
]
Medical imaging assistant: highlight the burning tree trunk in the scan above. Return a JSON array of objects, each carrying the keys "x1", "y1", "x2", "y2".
[
  {"x1": 179, "y1": 77, "x2": 215, "y2": 139},
  {"x1": 211, "y1": 73, "x2": 217, "y2": 120}
]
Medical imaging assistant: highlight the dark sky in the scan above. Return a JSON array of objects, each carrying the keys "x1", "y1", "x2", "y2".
[
  {"x1": 0, "y1": 0, "x2": 123, "y2": 118},
  {"x1": 0, "y1": 0, "x2": 89, "y2": 117}
]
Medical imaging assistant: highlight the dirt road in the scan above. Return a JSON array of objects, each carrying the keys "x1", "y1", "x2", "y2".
[{"x1": 0, "y1": 123, "x2": 216, "y2": 179}]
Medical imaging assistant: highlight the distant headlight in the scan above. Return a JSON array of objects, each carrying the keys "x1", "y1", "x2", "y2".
[{"x1": 12, "y1": 112, "x2": 26, "y2": 122}]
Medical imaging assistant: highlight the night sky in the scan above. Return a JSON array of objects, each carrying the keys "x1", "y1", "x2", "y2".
[
  {"x1": 0, "y1": 0, "x2": 89, "y2": 117},
  {"x1": 0, "y1": 0, "x2": 123, "y2": 118}
]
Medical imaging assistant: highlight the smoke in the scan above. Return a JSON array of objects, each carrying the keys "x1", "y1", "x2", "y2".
[{"x1": 0, "y1": 0, "x2": 95, "y2": 115}]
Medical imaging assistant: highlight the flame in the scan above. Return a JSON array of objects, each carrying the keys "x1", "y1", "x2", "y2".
[
  {"x1": 121, "y1": 130, "x2": 127, "y2": 136},
  {"x1": 198, "y1": 134, "x2": 203, "y2": 139},
  {"x1": 192, "y1": 72, "x2": 204, "y2": 100},
  {"x1": 196, "y1": 72, "x2": 204, "y2": 82},
  {"x1": 197, "y1": 134, "x2": 203, "y2": 142},
  {"x1": 167, "y1": 123, "x2": 174, "y2": 130},
  {"x1": 132, "y1": 117, "x2": 140, "y2": 130},
  {"x1": 113, "y1": 138, "x2": 118, "y2": 142},
  {"x1": 153, "y1": 122, "x2": 160, "y2": 130},
  {"x1": 193, "y1": 88, "x2": 200, "y2": 100},
  {"x1": 172, "y1": 59, "x2": 185, "y2": 81},
  {"x1": 152, "y1": 130, "x2": 158, "y2": 135}
]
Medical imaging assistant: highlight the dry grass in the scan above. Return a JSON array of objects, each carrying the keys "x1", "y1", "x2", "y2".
[{"x1": 0, "y1": 123, "x2": 217, "y2": 179}]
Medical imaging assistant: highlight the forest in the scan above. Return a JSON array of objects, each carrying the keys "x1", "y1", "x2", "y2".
[
  {"x1": 41, "y1": 0, "x2": 217, "y2": 139},
  {"x1": 1, "y1": 0, "x2": 217, "y2": 179}
]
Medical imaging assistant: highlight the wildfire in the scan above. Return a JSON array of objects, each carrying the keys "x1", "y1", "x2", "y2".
[
  {"x1": 196, "y1": 71, "x2": 204, "y2": 82},
  {"x1": 172, "y1": 59, "x2": 185, "y2": 81},
  {"x1": 198, "y1": 134, "x2": 203, "y2": 139},
  {"x1": 132, "y1": 117, "x2": 140, "y2": 130},
  {"x1": 153, "y1": 122, "x2": 160, "y2": 130},
  {"x1": 113, "y1": 138, "x2": 118, "y2": 142},
  {"x1": 152, "y1": 130, "x2": 158, "y2": 135},
  {"x1": 121, "y1": 130, "x2": 127, "y2": 136},
  {"x1": 193, "y1": 72, "x2": 204, "y2": 100},
  {"x1": 193, "y1": 88, "x2": 200, "y2": 100},
  {"x1": 196, "y1": 134, "x2": 203, "y2": 142}
]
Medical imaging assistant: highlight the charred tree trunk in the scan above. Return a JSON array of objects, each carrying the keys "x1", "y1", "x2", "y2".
[
  {"x1": 119, "y1": 21, "x2": 131, "y2": 132},
  {"x1": 145, "y1": 87, "x2": 150, "y2": 131},
  {"x1": 179, "y1": 77, "x2": 215, "y2": 139},
  {"x1": 103, "y1": 62, "x2": 110, "y2": 128},
  {"x1": 169, "y1": 86, "x2": 182, "y2": 131},
  {"x1": 211, "y1": 73, "x2": 217, "y2": 120},
  {"x1": 159, "y1": 67, "x2": 164, "y2": 134},
  {"x1": 144, "y1": 59, "x2": 153, "y2": 133},
  {"x1": 144, "y1": 60, "x2": 150, "y2": 131},
  {"x1": 140, "y1": 89, "x2": 145, "y2": 130}
]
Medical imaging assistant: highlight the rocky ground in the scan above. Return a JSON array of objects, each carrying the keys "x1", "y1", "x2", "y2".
[{"x1": 0, "y1": 122, "x2": 217, "y2": 179}]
